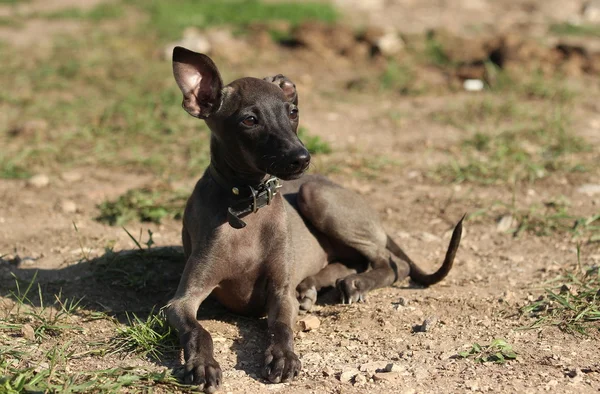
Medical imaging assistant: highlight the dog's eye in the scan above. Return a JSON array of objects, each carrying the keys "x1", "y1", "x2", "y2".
[
  {"x1": 289, "y1": 108, "x2": 299, "y2": 120},
  {"x1": 242, "y1": 116, "x2": 258, "y2": 127}
]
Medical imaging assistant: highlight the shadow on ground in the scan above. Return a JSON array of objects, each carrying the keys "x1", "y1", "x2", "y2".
[{"x1": 0, "y1": 246, "x2": 277, "y2": 381}]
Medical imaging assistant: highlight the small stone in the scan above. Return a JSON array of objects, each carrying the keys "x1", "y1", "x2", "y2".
[
  {"x1": 323, "y1": 366, "x2": 335, "y2": 377},
  {"x1": 412, "y1": 366, "x2": 428, "y2": 380},
  {"x1": 419, "y1": 316, "x2": 439, "y2": 332},
  {"x1": 420, "y1": 232, "x2": 441, "y2": 243},
  {"x1": 60, "y1": 171, "x2": 83, "y2": 183},
  {"x1": 375, "y1": 30, "x2": 404, "y2": 56},
  {"x1": 27, "y1": 174, "x2": 49, "y2": 188},
  {"x1": 465, "y1": 380, "x2": 479, "y2": 391},
  {"x1": 463, "y1": 79, "x2": 484, "y2": 92},
  {"x1": 546, "y1": 379, "x2": 558, "y2": 388},
  {"x1": 359, "y1": 362, "x2": 386, "y2": 373},
  {"x1": 297, "y1": 315, "x2": 320, "y2": 331},
  {"x1": 353, "y1": 373, "x2": 367, "y2": 386},
  {"x1": 21, "y1": 324, "x2": 35, "y2": 341},
  {"x1": 398, "y1": 297, "x2": 408, "y2": 306},
  {"x1": 577, "y1": 184, "x2": 600, "y2": 196},
  {"x1": 59, "y1": 200, "x2": 77, "y2": 214},
  {"x1": 582, "y1": 0, "x2": 600, "y2": 22},
  {"x1": 566, "y1": 368, "x2": 583, "y2": 383},
  {"x1": 384, "y1": 363, "x2": 403, "y2": 373},
  {"x1": 373, "y1": 372, "x2": 400, "y2": 382},
  {"x1": 339, "y1": 370, "x2": 356, "y2": 383},
  {"x1": 496, "y1": 214, "x2": 515, "y2": 233}
]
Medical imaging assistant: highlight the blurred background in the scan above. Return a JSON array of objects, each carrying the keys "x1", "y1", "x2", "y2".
[{"x1": 0, "y1": 0, "x2": 599, "y2": 393}]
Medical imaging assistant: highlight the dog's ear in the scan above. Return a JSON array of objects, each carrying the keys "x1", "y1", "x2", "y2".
[
  {"x1": 172, "y1": 46, "x2": 223, "y2": 118},
  {"x1": 264, "y1": 74, "x2": 298, "y2": 105}
]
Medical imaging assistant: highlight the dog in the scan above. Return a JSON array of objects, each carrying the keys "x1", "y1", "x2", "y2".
[{"x1": 166, "y1": 46, "x2": 463, "y2": 393}]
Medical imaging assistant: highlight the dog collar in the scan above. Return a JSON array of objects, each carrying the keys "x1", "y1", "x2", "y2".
[{"x1": 208, "y1": 165, "x2": 282, "y2": 229}]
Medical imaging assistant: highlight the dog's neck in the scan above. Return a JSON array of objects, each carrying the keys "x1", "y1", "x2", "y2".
[
  {"x1": 208, "y1": 141, "x2": 282, "y2": 229},
  {"x1": 209, "y1": 138, "x2": 270, "y2": 192}
]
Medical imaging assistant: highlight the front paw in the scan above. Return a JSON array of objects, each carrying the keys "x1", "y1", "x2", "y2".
[
  {"x1": 181, "y1": 331, "x2": 222, "y2": 393},
  {"x1": 264, "y1": 347, "x2": 302, "y2": 383},
  {"x1": 336, "y1": 275, "x2": 368, "y2": 304},
  {"x1": 183, "y1": 356, "x2": 222, "y2": 393}
]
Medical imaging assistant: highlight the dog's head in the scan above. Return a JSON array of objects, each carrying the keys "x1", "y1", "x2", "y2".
[{"x1": 172, "y1": 46, "x2": 310, "y2": 180}]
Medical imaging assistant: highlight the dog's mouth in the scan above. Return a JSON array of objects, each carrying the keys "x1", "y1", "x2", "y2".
[
  {"x1": 268, "y1": 163, "x2": 309, "y2": 181},
  {"x1": 275, "y1": 169, "x2": 306, "y2": 181}
]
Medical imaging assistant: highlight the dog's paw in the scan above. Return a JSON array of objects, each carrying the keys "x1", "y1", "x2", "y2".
[
  {"x1": 263, "y1": 347, "x2": 302, "y2": 383},
  {"x1": 296, "y1": 283, "x2": 317, "y2": 312},
  {"x1": 336, "y1": 275, "x2": 368, "y2": 305},
  {"x1": 181, "y1": 330, "x2": 222, "y2": 392},
  {"x1": 183, "y1": 356, "x2": 222, "y2": 393}
]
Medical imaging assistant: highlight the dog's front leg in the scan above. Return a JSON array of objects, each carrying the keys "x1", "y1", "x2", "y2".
[
  {"x1": 166, "y1": 269, "x2": 221, "y2": 393},
  {"x1": 264, "y1": 289, "x2": 302, "y2": 383}
]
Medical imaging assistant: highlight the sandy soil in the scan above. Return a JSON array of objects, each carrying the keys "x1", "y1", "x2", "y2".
[{"x1": 1, "y1": 0, "x2": 599, "y2": 393}]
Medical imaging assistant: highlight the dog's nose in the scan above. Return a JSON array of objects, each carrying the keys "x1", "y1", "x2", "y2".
[{"x1": 289, "y1": 148, "x2": 311, "y2": 172}]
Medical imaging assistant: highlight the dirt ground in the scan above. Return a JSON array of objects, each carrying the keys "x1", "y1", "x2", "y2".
[{"x1": 1, "y1": 0, "x2": 599, "y2": 393}]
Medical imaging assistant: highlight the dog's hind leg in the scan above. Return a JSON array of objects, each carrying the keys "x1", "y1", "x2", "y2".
[
  {"x1": 296, "y1": 262, "x2": 358, "y2": 311},
  {"x1": 296, "y1": 176, "x2": 410, "y2": 304}
]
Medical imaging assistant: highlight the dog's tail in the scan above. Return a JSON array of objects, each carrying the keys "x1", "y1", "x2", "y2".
[{"x1": 386, "y1": 215, "x2": 465, "y2": 287}]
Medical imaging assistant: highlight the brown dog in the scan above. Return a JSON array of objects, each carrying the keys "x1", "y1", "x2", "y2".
[{"x1": 166, "y1": 46, "x2": 463, "y2": 393}]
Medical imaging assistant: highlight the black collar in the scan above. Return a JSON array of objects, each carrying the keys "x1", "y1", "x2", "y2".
[{"x1": 208, "y1": 165, "x2": 282, "y2": 229}]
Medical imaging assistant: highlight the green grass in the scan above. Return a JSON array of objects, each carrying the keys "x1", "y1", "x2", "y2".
[
  {"x1": 126, "y1": 0, "x2": 338, "y2": 40},
  {"x1": 379, "y1": 60, "x2": 419, "y2": 95},
  {"x1": 38, "y1": 3, "x2": 126, "y2": 21},
  {"x1": 298, "y1": 127, "x2": 332, "y2": 155},
  {"x1": 469, "y1": 197, "x2": 600, "y2": 241},
  {"x1": 509, "y1": 205, "x2": 600, "y2": 240},
  {"x1": 0, "y1": 343, "x2": 194, "y2": 393},
  {"x1": 431, "y1": 90, "x2": 590, "y2": 185},
  {"x1": 96, "y1": 185, "x2": 188, "y2": 226},
  {"x1": 550, "y1": 22, "x2": 600, "y2": 37},
  {"x1": 109, "y1": 310, "x2": 178, "y2": 360},
  {"x1": 520, "y1": 246, "x2": 600, "y2": 334},
  {"x1": 457, "y1": 339, "x2": 517, "y2": 364},
  {"x1": 0, "y1": 272, "x2": 83, "y2": 341},
  {"x1": 0, "y1": 30, "x2": 212, "y2": 179},
  {"x1": 423, "y1": 33, "x2": 451, "y2": 67}
]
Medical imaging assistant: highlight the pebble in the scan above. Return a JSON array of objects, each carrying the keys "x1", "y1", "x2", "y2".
[
  {"x1": 375, "y1": 30, "x2": 404, "y2": 56},
  {"x1": 21, "y1": 324, "x2": 35, "y2": 341},
  {"x1": 420, "y1": 232, "x2": 441, "y2": 243},
  {"x1": 322, "y1": 366, "x2": 334, "y2": 377},
  {"x1": 463, "y1": 79, "x2": 484, "y2": 92},
  {"x1": 373, "y1": 372, "x2": 399, "y2": 382},
  {"x1": 60, "y1": 171, "x2": 83, "y2": 183},
  {"x1": 27, "y1": 174, "x2": 50, "y2": 188},
  {"x1": 339, "y1": 370, "x2": 356, "y2": 383},
  {"x1": 582, "y1": 0, "x2": 600, "y2": 22},
  {"x1": 566, "y1": 368, "x2": 583, "y2": 383},
  {"x1": 419, "y1": 316, "x2": 439, "y2": 332},
  {"x1": 60, "y1": 200, "x2": 77, "y2": 214},
  {"x1": 385, "y1": 363, "x2": 403, "y2": 372},
  {"x1": 359, "y1": 361, "x2": 386, "y2": 373},
  {"x1": 297, "y1": 315, "x2": 320, "y2": 331},
  {"x1": 496, "y1": 214, "x2": 515, "y2": 233},
  {"x1": 398, "y1": 297, "x2": 409, "y2": 306},
  {"x1": 353, "y1": 373, "x2": 367, "y2": 386}
]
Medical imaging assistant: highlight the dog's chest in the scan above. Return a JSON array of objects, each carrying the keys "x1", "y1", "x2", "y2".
[{"x1": 209, "y1": 203, "x2": 289, "y2": 315}]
